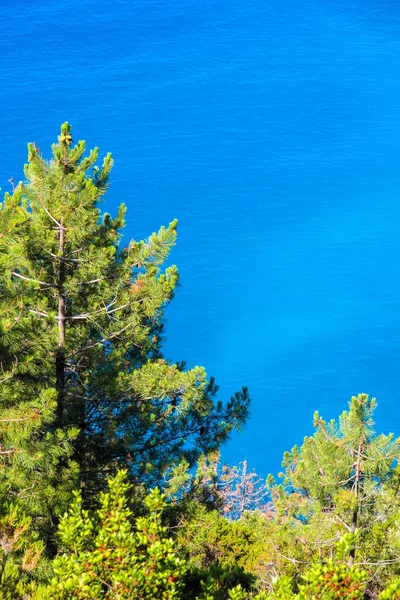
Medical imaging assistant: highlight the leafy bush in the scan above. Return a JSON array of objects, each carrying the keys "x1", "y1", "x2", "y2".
[
  {"x1": 296, "y1": 560, "x2": 367, "y2": 599},
  {"x1": 45, "y1": 471, "x2": 185, "y2": 599}
]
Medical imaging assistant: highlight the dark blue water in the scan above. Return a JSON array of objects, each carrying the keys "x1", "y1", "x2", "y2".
[{"x1": 1, "y1": 0, "x2": 400, "y2": 478}]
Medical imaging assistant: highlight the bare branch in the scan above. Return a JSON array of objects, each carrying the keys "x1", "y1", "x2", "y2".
[
  {"x1": 67, "y1": 303, "x2": 130, "y2": 320},
  {"x1": 76, "y1": 278, "x2": 103, "y2": 286},
  {"x1": 29, "y1": 309, "x2": 49, "y2": 318},
  {"x1": 11, "y1": 271, "x2": 56, "y2": 288},
  {"x1": 45, "y1": 250, "x2": 92, "y2": 264},
  {"x1": 38, "y1": 196, "x2": 61, "y2": 227}
]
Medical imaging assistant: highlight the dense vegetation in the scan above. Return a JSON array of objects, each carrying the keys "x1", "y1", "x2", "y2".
[{"x1": 0, "y1": 124, "x2": 400, "y2": 598}]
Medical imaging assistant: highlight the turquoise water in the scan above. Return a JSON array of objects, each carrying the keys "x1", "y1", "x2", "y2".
[{"x1": 1, "y1": 0, "x2": 400, "y2": 477}]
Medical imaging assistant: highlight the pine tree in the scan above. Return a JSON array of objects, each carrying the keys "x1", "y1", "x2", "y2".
[
  {"x1": 0, "y1": 123, "x2": 249, "y2": 539},
  {"x1": 267, "y1": 394, "x2": 400, "y2": 595}
]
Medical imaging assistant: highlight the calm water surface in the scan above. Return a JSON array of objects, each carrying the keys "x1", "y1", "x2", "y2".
[{"x1": 1, "y1": 0, "x2": 400, "y2": 477}]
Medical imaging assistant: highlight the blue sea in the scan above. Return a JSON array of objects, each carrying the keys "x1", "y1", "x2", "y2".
[{"x1": 1, "y1": 0, "x2": 400, "y2": 478}]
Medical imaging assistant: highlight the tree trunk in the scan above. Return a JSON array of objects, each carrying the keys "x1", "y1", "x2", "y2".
[
  {"x1": 348, "y1": 436, "x2": 364, "y2": 566},
  {"x1": 55, "y1": 223, "x2": 66, "y2": 427}
]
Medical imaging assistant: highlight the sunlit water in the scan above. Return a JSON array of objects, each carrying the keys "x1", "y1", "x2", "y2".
[{"x1": 1, "y1": 0, "x2": 400, "y2": 477}]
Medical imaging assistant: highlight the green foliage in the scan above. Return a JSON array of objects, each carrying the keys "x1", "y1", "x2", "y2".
[
  {"x1": 283, "y1": 394, "x2": 400, "y2": 509},
  {"x1": 5, "y1": 122, "x2": 400, "y2": 598},
  {"x1": 270, "y1": 563, "x2": 367, "y2": 600},
  {"x1": 266, "y1": 394, "x2": 400, "y2": 596},
  {"x1": 0, "y1": 502, "x2": 47, "y2": 599},
  {"x1": 45, "y1": 470, "x2": 185, "y2": 599},
  {"x1": 296, "y1": 561, "x2": 367, "y2": 599},
  {"x1": 43, "y1": 470, "x2": 268, "y2": 600},
  {"x1": 227, "y1": 585, "x2": 267, "y2": 599},
  {"x1": 268, "y1": 536, "x2": 368, "y2": 599},
  {"x1": 379, "y1": 578, "x2": 400, "y2": 599},
  {"x1": 183, "y1": 564, "x2": 256, "y2": 600},
  {"x1": 269, "y1": 575, "x2": 295, "y2": 599},
  {"x1": 176, "y1": 504, "x2": 270, "y2": 577},
  {"x1": 0, "y1": 123, "x2": 250, "y2": 545}
]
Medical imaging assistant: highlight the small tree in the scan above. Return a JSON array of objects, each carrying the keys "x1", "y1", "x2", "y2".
[
  {"x1": 267, "y1": 394, "x2": 400, "y2": 595},
  {"x1": 218, "y1": 459, "x2": 270, "y2": 520}
]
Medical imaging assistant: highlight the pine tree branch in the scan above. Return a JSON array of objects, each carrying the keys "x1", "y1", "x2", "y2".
[
  {"x1": 0, "y1": 372, "x2": 16, "y2": 384},
  {"x1": 38, "y1": 195, "x2": 61, "y2": 227},
  {"x1": 76, "y1": 278, "x2": 103, "y2": 286},
  {"x1": 317, "y1": 423, "x2": 342, "y2": 448},
  {"x1": 354, "y1": 558, "x2": 400, "y2": 567},
  {"x1": 333, "y1": 513, "x2": 352, "y2": 532},
  {"x1": 45, "y1": 251, "x2": 93, "y2": 264},
  {"x1": 0, "y1": 357, "x2": 18, "y2": 383},
  {"x1": 29, "y1": 309, "x2": 49, "y2": 317},
  {"x1": 67, "y1": 303, "x2": 131, "y2": 320},
  {"x1": 69, "y1": 323, "x2": 136, "y2": 355},
  {"x1": 0, "y1": 416, "x2": 38, "y2": 423},
  {"x1": 11, "y1": 272, "x2": 56, "y2": 288},
  {"x1": 270, "y1": 541, "x2": 308, "y2": 565}
]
